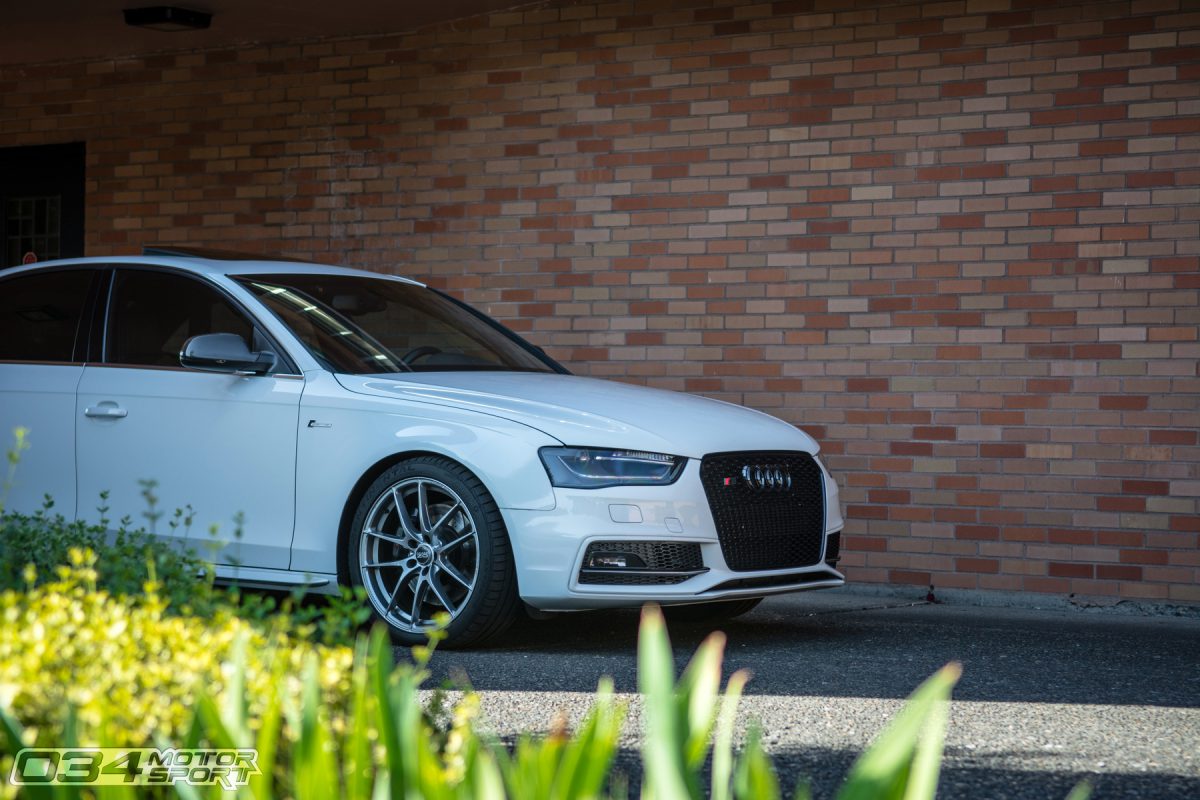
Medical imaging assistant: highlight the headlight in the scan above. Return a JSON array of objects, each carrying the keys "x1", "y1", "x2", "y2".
[{"x1": 539, "y1": 447, "x2": 686, "y2": 489}]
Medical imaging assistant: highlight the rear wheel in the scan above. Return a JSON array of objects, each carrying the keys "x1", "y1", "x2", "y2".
[
  {"x1": 662, "y1": 597, "x2": 763, "y2": 623},
  {"x1": 347, "y1": 456, "x2": 518, "y2": 647}
]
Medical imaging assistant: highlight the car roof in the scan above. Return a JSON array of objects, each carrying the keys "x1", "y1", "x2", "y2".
[{"x1": 0, "y1": 251, "x2": 426, "y2": 287}]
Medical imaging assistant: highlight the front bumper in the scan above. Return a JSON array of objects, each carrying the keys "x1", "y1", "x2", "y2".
[{"x1": 504, "y1": 457, "x2": 845, "y2": 611}]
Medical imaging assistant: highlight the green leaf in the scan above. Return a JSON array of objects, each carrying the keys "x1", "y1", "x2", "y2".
[
  {"x1": 54, "y1": 705, "x2": 83, "y2": 800},
  {"x1": 0, "y1": 704, "x2": 54, "y2": 800},
  {"x1": 837, "y1": 662, "x2": 961, "y2": 800},
  {"x1": 344, "y1": 634, "x2": 374, "y2": 800},
  {"x1": 554, "y1": 677, "x2": 625, "y2": 800},
  {"x1": 370, "y1": 625, "x2": 406, "y2": 800},
  {"x1": 637, "y1": 604, "x2": 693, "y2": 800},
  {"x1": 250, "y1": 652, "x2": 287, "y2": 800},
  {"x1": 221, "y1": 633, "x2": 249, "y2": 744},
  {"x1": 295, "y1": 653, "x2": 338, "y2": 800},
  {"x1": 733, "y1": 726, "x2": 780, "y2": 800},
  {"x1": 471, "y1": 749, "x2": 507, "y2": 800},
  {"x1": 678, "y1": 631, "x2": 726, "y2": 771},
  {"x1": 1065, "y1": 781, "x2": 1092, "y2": 800},
  {"x1": 712, "y1": 669, "x2": 750, "y2": 800}
]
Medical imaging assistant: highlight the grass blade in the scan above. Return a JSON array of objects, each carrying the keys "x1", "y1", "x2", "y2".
[
  {"x1": 637, "y1": 604, "x2": 692, "y2": 800},
  {"x1": 344, "y1": 634, "x2": 374, "y2": 800},
  {"x1": 678, "y1": 631, "x2": 725, "y2": 771},
  {"x1": 712, "y1": 669, "x2": 750, "y2": 800},
  {"x1": 733, "y1": 726, "x2": 780, "y2": 800},
  {"x1": 837, "y1": 662, "x2": 961, "y2": 800}
]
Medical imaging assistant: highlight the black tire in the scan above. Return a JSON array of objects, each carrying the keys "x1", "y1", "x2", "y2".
[
  {"x1": 346, "y1": 456, "x2": 519, "y2": 648},
  {"x1": 662, "y1": 597, "x2": 763, "y2": 623}
]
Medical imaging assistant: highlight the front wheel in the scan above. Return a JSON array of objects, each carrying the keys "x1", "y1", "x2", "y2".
[{"x1": 347, "y1": 456, "x2": 518, "y2": 648}]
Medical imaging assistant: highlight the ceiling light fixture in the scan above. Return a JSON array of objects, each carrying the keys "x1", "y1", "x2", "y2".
[{"x1": 123, "y1": 6, "x2": 212, "y2": 32}]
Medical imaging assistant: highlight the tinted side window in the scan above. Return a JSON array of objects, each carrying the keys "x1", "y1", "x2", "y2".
[
  {"x1": 107, "y1": 270, "x2": 254, "y2": 368},
  {"x1": 0, "y1": 269, "x2": 93, "y2": 362}
]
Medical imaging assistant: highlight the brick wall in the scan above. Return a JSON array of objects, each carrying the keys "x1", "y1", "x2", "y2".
[{"x1": 2, "y1": 0, "x2": 1198, "y2": 602}]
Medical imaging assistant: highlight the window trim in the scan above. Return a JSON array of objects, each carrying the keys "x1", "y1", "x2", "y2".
[
  {"x1": 97, "y1": 264, "x2": 302, "y2": 377},
  {"x1": 231, "y1": 273, "x2": 569, "y2": 376},
  {"x1": 0, "y1": 265, "x2": 100, "y2": 365}
]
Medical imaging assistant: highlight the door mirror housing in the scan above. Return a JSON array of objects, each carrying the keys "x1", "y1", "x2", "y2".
[{"x1": 180, "y1": 333, "x2": 275, "y2": 376}]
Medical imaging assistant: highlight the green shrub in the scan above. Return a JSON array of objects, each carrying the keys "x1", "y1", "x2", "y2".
[
  {"x1": 0, "y1": 559, "x2": 967, "y2": 800},
  {"x1": 0, "y1": 500, "x2": 210, "y2": 612},
  {"x1": 0, "y1": 549, "x2": 356, "y2": 752}
]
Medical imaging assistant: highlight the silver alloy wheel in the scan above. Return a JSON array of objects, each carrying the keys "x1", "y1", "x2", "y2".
[{"x1": 358, "y1": 477, "x2": 479, "y2": 633}]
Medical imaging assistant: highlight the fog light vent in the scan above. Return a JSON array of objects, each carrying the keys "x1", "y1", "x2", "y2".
[
  {"x1": 579, "y1": 540, "x2": 706, "y2": 585},
  {"x1": 587, "y1": 551, "x2": 648, "y2": 569}
]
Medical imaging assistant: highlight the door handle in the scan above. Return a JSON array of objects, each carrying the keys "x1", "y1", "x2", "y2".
[{"x1": 84, "y1": 405, "x2": 128, "y2": 419}]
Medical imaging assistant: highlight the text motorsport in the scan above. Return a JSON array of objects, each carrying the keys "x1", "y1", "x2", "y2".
[{"x1": 10, "y1": 748, "x2": 260, "y2": 789}]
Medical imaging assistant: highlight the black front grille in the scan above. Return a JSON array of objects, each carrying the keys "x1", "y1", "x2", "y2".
[
  {"x1": 699, "y1": 451, "x2": 826, "y2": 572},
  {"x1": 579, "y1": 540, "x2": 705, "y2": 585}
]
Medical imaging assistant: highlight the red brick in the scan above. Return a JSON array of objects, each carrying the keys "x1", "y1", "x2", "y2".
[
  {"x1": 981, "y1": 443, "x2": 1026, "y2": 458},
  {"x1": 1097, "y1": 565, "x2": 1142, "y2": 581},
  {"x1": 890, "y1": 570, "x2": 932, "y2": 586},
  {"x1": 956, "y1": 525, "x2": 1000, "y2": 541},
  {"x1": 1049, "y1": 562, "x2": 1094, "y2": 579},
  {"x1": 1099, "y1": 395, "x2": 1148, "y2": 410},
  {"x1": 939, "y1": 214, "x2": 984, "y2": 229},
  {"x1": 1127, "y1": 172, "x2": 1175, "y2": 188},
  {"x1": 957, "y1": 558, "x2": 1000, "y2": 574},
  {"x1": 1149, "y1": 430, "x2": 1197, "y2": 445},
  {"x1": 1097, "y1": 496, "x2": 1145, "y2": 512}
]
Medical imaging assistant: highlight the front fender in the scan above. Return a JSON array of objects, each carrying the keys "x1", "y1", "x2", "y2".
[{"x1": 289, "y1": 371, "x2": 560, "y2": 574}]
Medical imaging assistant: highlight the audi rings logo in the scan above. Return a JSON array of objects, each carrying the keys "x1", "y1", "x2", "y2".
[{"x1": 741, "y1": 464, "x2": 792, "y2": 491}]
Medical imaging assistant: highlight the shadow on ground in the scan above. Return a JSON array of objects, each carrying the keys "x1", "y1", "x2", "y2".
[
  {"x1": 541, "y1": 741, "x2": 1200, "y2": 800},
  {"x1": 423, "y1": 600, "x2": 1200, "y2": 708}
]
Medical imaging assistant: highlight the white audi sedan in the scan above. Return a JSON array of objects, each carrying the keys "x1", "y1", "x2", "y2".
[{"x1": 0, "y1": 248, "x2": 844, "y2": 646}]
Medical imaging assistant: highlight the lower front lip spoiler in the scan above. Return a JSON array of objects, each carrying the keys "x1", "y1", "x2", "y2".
[{"x1": 705, "y1": 568, "x2": 842, "y2": 594}]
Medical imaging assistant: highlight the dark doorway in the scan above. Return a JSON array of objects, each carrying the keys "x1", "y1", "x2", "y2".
[{"x1": 0, "y1": 142, "x2": 85, "y2": 266}]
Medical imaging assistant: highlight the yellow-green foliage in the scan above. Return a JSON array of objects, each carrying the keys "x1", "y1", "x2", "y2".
[
  {"x1": 0, "y1": 548, "x2": 355, "y2": 749},
  {"x1": 0, "y1": 552, "x2": 986, "y2": 800}
]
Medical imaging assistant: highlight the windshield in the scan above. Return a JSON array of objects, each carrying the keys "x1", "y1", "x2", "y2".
[{"x1": 234, "y1": 273, "x2": 559, "y2": 375}]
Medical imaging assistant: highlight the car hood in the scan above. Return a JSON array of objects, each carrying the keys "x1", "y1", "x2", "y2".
[{"x1": 333, "y1": 372, "x2": 817, "y2": 459}]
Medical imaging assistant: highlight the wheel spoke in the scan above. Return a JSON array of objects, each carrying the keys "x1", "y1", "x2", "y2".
[
  {"x1": 416, "y1": 481, "x2": 433, "y2": 533},
  {"x1": 391, "y1": 487, "x2": 419, "y2": 540},
  {"x1": 409, "y1": 576, "x2": 429, "y2": 625},
  {"x1": 426, "y1": 575, "x2": 457, "y2": 616},
  {"x1": 436, "y1": 558, "x2": 474, "y2": 590},
  {"x1": 364, "y1": 529, "x2": 410, "y2": 548},
  {"x1": 430, "y1": 501, "x2": 462, "y2": 536},
  {"x1": 436, "y1": 530, "x2": 473, "y2": 554},
  {"x1": 363, "y1": 558, "x2": 409, "y2": 569},
  {"x1": 384, "y1": 566, "x2": 417, "y2": 613}
]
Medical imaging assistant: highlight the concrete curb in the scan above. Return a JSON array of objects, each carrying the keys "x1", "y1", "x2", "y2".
[{"x1": 812, "y1": 582, "x2": 1200, "y2": 619}]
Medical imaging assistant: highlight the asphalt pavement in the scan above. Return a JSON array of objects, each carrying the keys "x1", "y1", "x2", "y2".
[{"x1": 420, "y1": 588, "x2": 1200, "y2": 799}]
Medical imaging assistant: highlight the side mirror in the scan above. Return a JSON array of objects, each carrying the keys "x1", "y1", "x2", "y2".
[{"x1": 180, "y1": 333, "x2": 275, "y2": 376}]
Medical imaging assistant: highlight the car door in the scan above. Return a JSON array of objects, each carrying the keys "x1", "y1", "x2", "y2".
[
  {"x1": 75, "y1": 266, "x2": 302, "y2": 568},
  {"x1": 0, "y1": 267, "x2": 97, "y2": 517}
]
